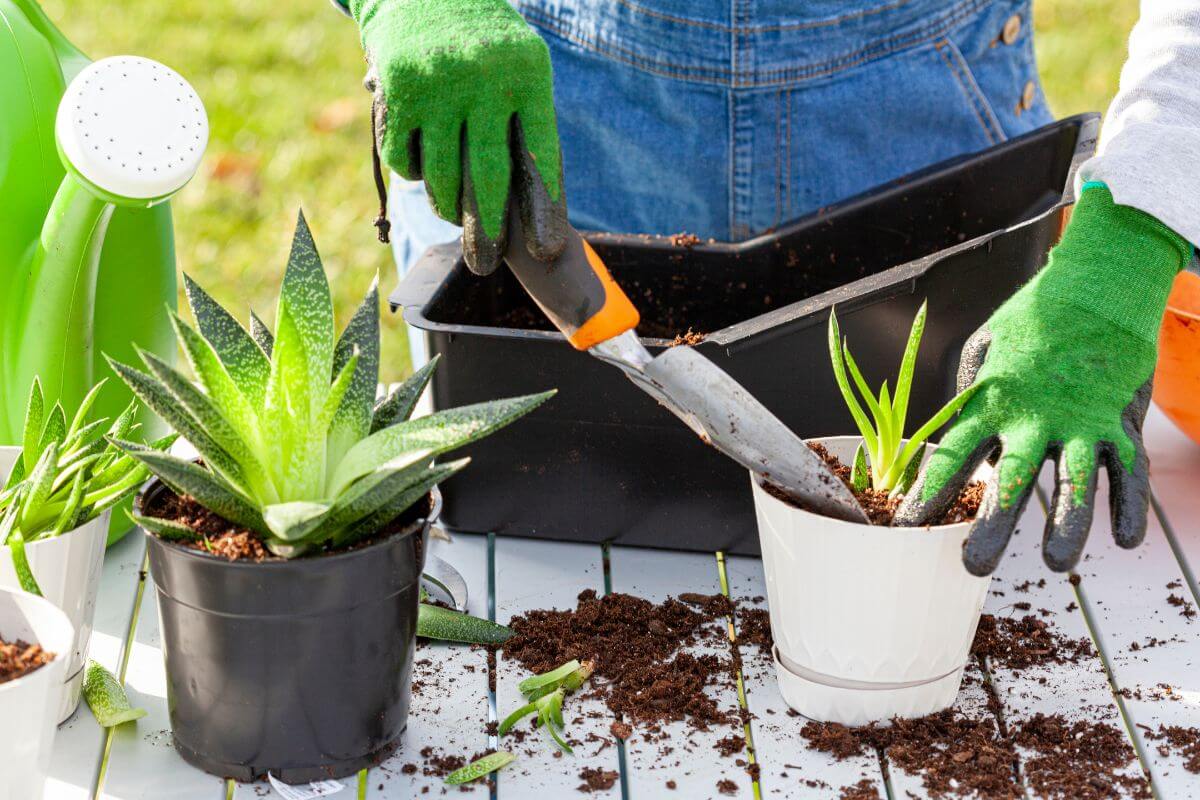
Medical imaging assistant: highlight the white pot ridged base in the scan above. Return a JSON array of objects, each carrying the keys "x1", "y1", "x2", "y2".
[
  {"x1": 0, "y1": 446, "x2": 108, "y2": 723},
  {"x1": 751, "y1": 436, "x2": 991, "y2": 726},
  {"x1": 0, "y1": 588, "x2": 75, "y2": 800}
]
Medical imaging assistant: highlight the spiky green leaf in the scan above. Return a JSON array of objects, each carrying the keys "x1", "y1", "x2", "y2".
[
  {"x1": 21, "y1": 379, "x2": 44, "y2": 475},
  {"x1": 106, "y1": 357, "x2": 246, "y2": 489},
  {"x1": 827, "y1": 309, "x2": 879, "y2": 457},
  {"x1": 249, "y1": 310, "x2": 274, "y2": 357},
  {"x1": 37, "y1": 404, "x2": 67, "y2": 457},
  {"x1": 171, "y1": 312, "x2": 261, "y2": 443},
  {"x1": 335, "y1": 460, "x2": 466, "y2": 547},
  {"x1": 278, "y1": 210, "x2": 335, "y2": 418},
  {"x1": 112, "y1": 446, "x2": 265, "y2": 534},
  {"x1": 129, "y1": 512, "x2": 201, "y2": 542},
  {"x1": 371, "y1": 355, "x2": 441, "y2": 433},
  {"x1": 67, "y1": 380, "x2": 107, "y2": 439},
  {"x1": 183, "y1": 274, "x2": 271, "y2": 407},
  {"x1": 330, "y1": 392, "x2": 553, "y2": 495},
  {"x1": 328, "y1": 278, "x2": 380, "y2": 463},
  {"x1": 892, "y1": 301, "x2": 927, "y2": 437},
  {"x1": 851, "y1": 443, "x2": 869, "y2": 492}
]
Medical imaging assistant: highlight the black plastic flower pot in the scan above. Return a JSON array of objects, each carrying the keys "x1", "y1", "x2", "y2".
[
  {"x1": 391, "y1": 114, "x2": 1098, "y2": 557},
  {"x1": 138, "y1": 480, "x2": 439, "y2": 783}
]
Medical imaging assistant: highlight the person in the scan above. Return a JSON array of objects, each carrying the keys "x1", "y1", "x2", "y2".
[{"x1": 335, "y1": 0, "x2": 1199, "y2": 576}]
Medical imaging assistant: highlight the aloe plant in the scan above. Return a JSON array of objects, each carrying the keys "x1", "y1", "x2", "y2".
[
  {"x1": 828, "y1": 302, "x2": 982, "y2": 496},
  {"x1": 111, "y1": 212, "x2": 553, "y2": 558},
  {"x1": 1, "y1": 379, "x2": 172, "y2": 594}
]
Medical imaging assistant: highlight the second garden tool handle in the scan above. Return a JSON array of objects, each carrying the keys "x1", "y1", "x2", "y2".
[{"x1": 504, "y1": 213, "x2": 640, "y2": 350}]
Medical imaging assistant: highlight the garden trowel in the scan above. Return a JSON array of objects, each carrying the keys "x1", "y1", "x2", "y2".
[{"x1": 503, "y1": 217, "x2": 869, "y2": 524}]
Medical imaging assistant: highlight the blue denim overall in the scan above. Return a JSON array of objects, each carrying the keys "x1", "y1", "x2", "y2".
[{"x1": 391, "y1": 0, "x2": 1053, "y2": 359}]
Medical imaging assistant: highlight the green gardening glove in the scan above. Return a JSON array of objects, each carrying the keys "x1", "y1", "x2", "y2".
[
  {"x1": 895, "y1": 185, "x2": 1192, "y2": 575},
  {"x1": 347, "y1": 0, "x2": 568, "y2": 274}
]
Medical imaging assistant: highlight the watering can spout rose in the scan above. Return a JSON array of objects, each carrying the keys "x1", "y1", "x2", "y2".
[{"x1": 0, "y1": 0, "x2": 207, "y2": 475}]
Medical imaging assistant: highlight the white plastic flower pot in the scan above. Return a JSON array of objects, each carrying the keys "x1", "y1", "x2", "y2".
[
  {"x1": 0, "y1": 586, "x2": 75, "y2": 800},
  {"x1": 750, "y1": 436, "x2": 991, "y2": 726},
  {"x1": 0, "y1": 446, "x2": 109, "y2": 723}
]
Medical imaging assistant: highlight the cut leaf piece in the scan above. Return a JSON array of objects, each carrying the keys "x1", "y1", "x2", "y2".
[
  {"x1": 83, "y1": 661, "x2": 147, "y2": 727},
  {"x1": 443, "y1": 751, "x2": 515, "y2": 785},
  {"x1": 417, "y1": 603, "x2": 513, "y2": 644}
]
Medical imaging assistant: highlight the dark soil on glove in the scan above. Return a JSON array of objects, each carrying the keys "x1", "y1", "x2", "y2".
[
  {"x1": 764, "y1": 441, "x2": 983, "y2": 526},
  {"x1": 0, "y1": 636, "x2": 55, "y2": 685}
]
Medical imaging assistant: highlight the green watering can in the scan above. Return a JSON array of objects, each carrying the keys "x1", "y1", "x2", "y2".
[{"x1": 1, "y1": 0, "x2": 208, "y2": 543}]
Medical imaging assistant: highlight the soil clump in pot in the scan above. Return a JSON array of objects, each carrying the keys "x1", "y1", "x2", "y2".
[
  {"x1": 0, "y1": 636, "x2": 54, "y2": 684},
  {"x1": 765, "y1": 442, "x2": 983, "y2": 525},
  {"x1": 141, "y1": 486, "x2": 428, "y2": 562}
]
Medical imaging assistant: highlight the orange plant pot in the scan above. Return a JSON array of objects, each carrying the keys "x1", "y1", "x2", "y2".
[{"x1": 1153, "y1": 271, "x2": 1200, "y2": 444}]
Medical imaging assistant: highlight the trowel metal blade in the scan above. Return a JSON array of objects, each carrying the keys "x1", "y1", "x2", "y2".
[
  {"x1": 635, "y1": 346, "x2": 870, "y2": 523},
  {"x1": 421, "y1": 555, "x2": 469, "y2": 612}
]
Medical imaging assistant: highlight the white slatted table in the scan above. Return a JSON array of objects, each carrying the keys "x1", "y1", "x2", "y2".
[{"x1": 44, "y1": 406, "x2": 1200, "y2": 799}]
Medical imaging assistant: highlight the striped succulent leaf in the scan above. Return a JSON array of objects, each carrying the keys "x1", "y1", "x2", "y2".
[{"x1": 112, "y1": 211, "x2": 553, "y2": 558}]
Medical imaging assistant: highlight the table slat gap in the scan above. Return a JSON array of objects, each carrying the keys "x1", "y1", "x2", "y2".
[
  {"x1": 715, "y1": 551, "x2": 763, "y2": 800},
  {"x1": 1150, "y1": 492, "x2": 1200, "y2": 610}
]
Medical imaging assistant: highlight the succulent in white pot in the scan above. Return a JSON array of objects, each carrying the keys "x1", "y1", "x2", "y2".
[
  {"x1": 751, "y1": 303, "x2": 991, "y2": 726},
  {"x1": 0, "y1": 586, "x2": 75, "y2": 800},
  {"x1": 0, "y1": 380, "x2": 170, "y2": 722}
]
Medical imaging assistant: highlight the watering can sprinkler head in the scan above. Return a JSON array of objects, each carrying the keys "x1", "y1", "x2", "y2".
[{"x1": 55, "y1": 55, "x2": 208, "y2": 207}]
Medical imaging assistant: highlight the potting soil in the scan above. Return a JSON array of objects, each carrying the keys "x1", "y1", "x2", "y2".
[
  {"x1": 767, "y1": 442, "x2": 984, "y2": 526},
  {"x1": 0, "y1": 636, "x2": 54, "y2": 684}
]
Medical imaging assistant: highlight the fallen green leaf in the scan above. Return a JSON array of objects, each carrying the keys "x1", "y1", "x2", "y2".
[
  {"x1": 444, "y1": 751, "x2": 515, "y2": 785},
  {"x1": 83, "y1": 661, "x2": 147, "y2": 727}
]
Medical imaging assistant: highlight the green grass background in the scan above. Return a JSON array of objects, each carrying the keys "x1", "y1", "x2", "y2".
[{"x1": 41, "y1": 0, "x2": 1139, "y2": 382}]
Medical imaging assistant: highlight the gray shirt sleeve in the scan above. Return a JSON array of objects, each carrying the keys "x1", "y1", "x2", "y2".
[{"x1": 1078, "y1": 0, "x2": 1200, "y2": 246}]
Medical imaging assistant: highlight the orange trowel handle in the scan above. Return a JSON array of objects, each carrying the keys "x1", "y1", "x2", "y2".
[{"x1": 503, "y1": 218, "x2": 640, "y2": 350}]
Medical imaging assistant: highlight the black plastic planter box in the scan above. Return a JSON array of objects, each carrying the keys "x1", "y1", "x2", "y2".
[{"x1": 391, "y1": 115, "x2": 1098, "y2": 556}]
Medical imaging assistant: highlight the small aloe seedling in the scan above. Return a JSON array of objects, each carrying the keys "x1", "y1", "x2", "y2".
[
  {"x1": 111, "y1": 212, "x2": 553, "y2": 557},
  {"x1": 1, "y1": 379, "x2": 172, "y2": 594},
  {"x1": 828, "y1": 302, "x2": 982, "y2": 496},
  {"x1": 499, "y1": 658, "x2": 595, "y2": 753}
]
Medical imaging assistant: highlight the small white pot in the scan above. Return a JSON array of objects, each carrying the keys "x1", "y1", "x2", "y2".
[
  {"x1": 750, "y1": 436, "x2": 991, "y2": 726},
  {"x1": 0, "y1": 587, "x2": 75, "y2": 800},
  {"x1": 0, "y1": 446, "x2": 109, "y2": 723}
]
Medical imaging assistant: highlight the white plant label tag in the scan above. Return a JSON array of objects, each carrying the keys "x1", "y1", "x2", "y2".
[{"x1": 266, "y1": 773, "x2": 344, "y2": 799}]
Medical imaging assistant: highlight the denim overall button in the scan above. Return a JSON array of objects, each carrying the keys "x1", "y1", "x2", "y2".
[
  {"x1": 1001, "y1": 14, "x2": 1021, "y2": 45},
  {"x1": 1021, "y1": 80, "x2": 1037, "y2": 109}
]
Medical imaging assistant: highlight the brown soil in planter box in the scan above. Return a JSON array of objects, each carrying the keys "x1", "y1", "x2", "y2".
[
  {"x1": 141, "y1": 486, "x2": 430, "y2": 562},
  {"x1": 0, "y1": 636, "x2": 54, "y2": 685},
  {"x1": 765, "y1": 441, "x2": 983, "y2": 526}
]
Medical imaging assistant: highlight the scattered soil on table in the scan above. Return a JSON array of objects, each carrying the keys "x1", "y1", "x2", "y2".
[
  {"x1": 839, "y1": 778, "x2": 882, "y2": 799},
  {"x1": 141, "y1": 485, "x2": 429, "y2": 562},
  {"x1": 503, "y1": 589, "x2": 736, "y2": 734},
  {"x1": 577, "y1": 766, "x2": 619, "y2": 792},
  {"x1": 970, "y1": 612, "x2": 1095, "y2": 669},
  {"x1": 715, "y1": 778, "x2": 738, "y2": 795},
  {"x1": 1166, "y1": 592, "x2": 1197, "y2": 620},
  {"x1": 0, "y1": 637, "x2": 55, "y2": 685},
  {"x1": 796, "y1": 609, "x2": 1149, "y2": 800},
  {"x1": 764, "y1": 441, "x2": 983, "y2": 526},
  {"x1": 735, "y1": 606, "x2": 773, "y2": 656},
  {"x1": 1143, "y1": 724, "x2": 1200, "y2": 773}
]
